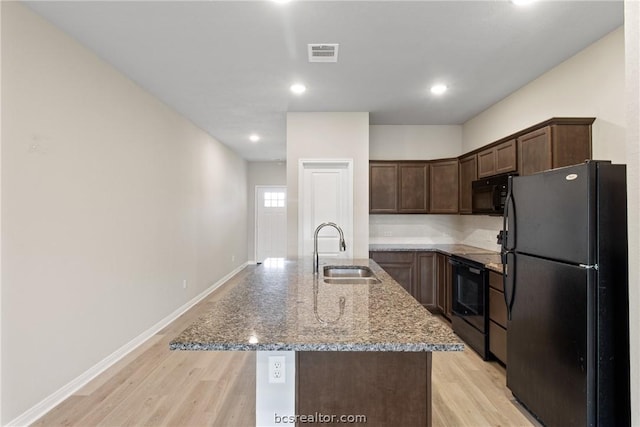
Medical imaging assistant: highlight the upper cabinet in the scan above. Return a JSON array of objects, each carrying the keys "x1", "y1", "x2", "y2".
[
  {"x1": 477, "y1": 139, "x2": 517, "y2": 178},
  {"x1": 429, "y1": 159, "x2": 459, "y2": 214},
  {"x1": 518, "y1": 123, "x2": 592, "y2": 176},
  {"x1": 370, "y1": 162, "x2": 398, "y2": 213},
  {"x1": 369, "y1": 118, "x2": 594, "y2": 215},
  {"x1": 370, "y1": 161, "x2": 429, "y2": 214},
  {"x1": 398, "y1": 163, "x2": 429, "y2": 213},
  {"x1": 459, "y1": 154, "x2": 477, "y2": 214}
]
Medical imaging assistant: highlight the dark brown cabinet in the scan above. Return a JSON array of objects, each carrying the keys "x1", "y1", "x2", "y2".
[
  {"x1": 429, "y1": 159, "x2": 459, "y2": 214},
  {"x1": 488, "y1": 270, "x2": 507, "y2": 364},
  {"x1": 458, "y1": 154, "x2": 477, "y2": 214},
  {"x1": 369, "y1": 251, "x2": 416, "y2": 296},
  {"x1": 417, "y1": 252, "x2": 437, "y2": 310},
  {"x1": 477, "y1": 139, "x2": 517, "y2": 178},
  {"x1": 445, "y1": 258, "x2": 453, "y2": 318},
  {"x1": 370, "y1": 118, "x2": 593, "y2": 216},
  {"x1": 435, "y1": 253, "x2": 452, "y2": 319},
  {"x1": 370, "y1": 161, "x2": 429, "y2": 214},
  {"x1": 370, "y1": 162, "x2": 398, "y2": 213},
  {"x1": 371, "y1": 250, "x2": 451, "y2": 316},
  {"x1": 518, "y1": 123, "x2": 592, "y2": 176},
  {"x1": 399, "y1": 163, "x2": 429, "y2": 213}
]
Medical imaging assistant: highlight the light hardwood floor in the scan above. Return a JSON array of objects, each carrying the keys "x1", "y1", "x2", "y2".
[{"x1": 33, "y1": 266, "x2": 540, "y2": 427}]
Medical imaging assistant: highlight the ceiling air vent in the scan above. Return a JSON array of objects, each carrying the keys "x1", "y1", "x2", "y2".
[{"x1": 308, "y1": 44, "x2": 339, "y2": 63}]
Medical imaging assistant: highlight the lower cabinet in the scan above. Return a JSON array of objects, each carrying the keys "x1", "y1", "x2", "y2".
[
  {"x1": 371, "y1": 250, "x2": 450, "y2": 317},
  {"x1": 369, "y1": 251, "x2": 416, "y2": 296},
  {"x1": 372, "y1": 252, "x2": 507, "y2": 363},
  {"x1": 445, "y1": 257, "x2": 453, "y2": 319},
  {"x1": 434, "y1": 253, "x2": 453, "y2": 320},
  {"x1": 417, "y1": 252, "x2": 437, "y2": 310},
  {"x1": 488, "y1": 270, "x2": 507, "y2": 364}
]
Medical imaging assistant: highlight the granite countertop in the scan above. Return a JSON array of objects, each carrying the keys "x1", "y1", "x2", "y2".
[
  {"x1": 170, "y1": 258, "x2": 463, "y2": 352},
  {"x1": 369, "y1": 243, "x2": 504, "y2": 274}
]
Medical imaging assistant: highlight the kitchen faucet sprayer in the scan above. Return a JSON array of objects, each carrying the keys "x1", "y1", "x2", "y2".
[{"x1": 313, "y1": 222, "x2": 346, "y2": 274}]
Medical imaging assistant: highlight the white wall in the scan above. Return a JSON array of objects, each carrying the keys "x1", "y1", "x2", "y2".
[
  {"x1": 286, "y1": 113, "x2": 369, "y2": 258},
  {"x1": 0, "y1": 1, "x2": 4, "y2": 423},
  {"x1": 247, "y1": 161, "x2": 286, "y2": 262},
  {"x1": 1, "y1": 3, "x2": 247, "y2": 423},
  {"x1": 462, "y1": 27, "x2": 626, "y2": 163},
  {"x1": 370, "y1": 125, "x2": 462, "y2": 160},
  {"x1": 624, "y1": 1, "x2": 639, "y2": 424}
]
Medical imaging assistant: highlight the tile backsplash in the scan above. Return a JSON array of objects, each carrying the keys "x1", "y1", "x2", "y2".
[
  {"x1": 369, "y1": 214, "x2": 502, "y2": 252},
  {"x1": 458, "y1": 215, "x2": 503, "y2": 252}
]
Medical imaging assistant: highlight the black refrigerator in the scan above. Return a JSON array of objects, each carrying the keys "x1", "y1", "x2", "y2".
[{"x1": 501, "y1": 161, "x2": 630, "y2": 427}]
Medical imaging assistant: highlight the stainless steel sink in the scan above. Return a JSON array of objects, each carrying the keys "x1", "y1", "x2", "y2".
[
  {"x1": 322, "y1": 265, "x2": 381, "y2": 284},
  {"x1": 323, "y1": 265, "x2": 376, "y2": 278},
  {"x1": 323, "y1": 277, "x2": 381, "y2": 285}
]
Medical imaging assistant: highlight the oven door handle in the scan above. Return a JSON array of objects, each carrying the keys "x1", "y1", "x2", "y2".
[{"x1": 449, "y1": 259, "x2": 481, "y2": 274}]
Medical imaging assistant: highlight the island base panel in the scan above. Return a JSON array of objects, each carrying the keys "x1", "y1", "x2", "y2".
[{"x1": 296, "y1": 351, "x2": 432, "y2": 427}]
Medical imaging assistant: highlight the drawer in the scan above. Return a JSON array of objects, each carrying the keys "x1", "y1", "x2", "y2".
[
  {"x1": 489, "y1": 320, "x2": 507, "y2": 365},
  {"x1": 489, "y1": 287, "x2": 507, "y2": 328},
  {"x1": 370, "y1": 251, "x2": 415, "y2": 264},
  {"x1": 489, "y1": 271, "x2": 503, "y2": 292}
]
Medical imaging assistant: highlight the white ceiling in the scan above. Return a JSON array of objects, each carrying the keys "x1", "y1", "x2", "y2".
[{"x1": 25, "y1": 1, "x2": 623, "y2": 161}]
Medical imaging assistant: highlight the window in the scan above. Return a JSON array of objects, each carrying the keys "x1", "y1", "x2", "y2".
[{"x1": 264, "y1": 191, "x2": 285, "y2": 208}]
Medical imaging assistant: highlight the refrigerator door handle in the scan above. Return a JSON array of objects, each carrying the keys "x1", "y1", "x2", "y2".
[
  {"x1": 502, "y1": 176, "x2": 516, "y2": 252},
  {"x1": 503, "y1": 251, "x2": 515, "y2": 321},
  {"x1": 502, "y1": 176, "x2": 516, "y2": 321}
]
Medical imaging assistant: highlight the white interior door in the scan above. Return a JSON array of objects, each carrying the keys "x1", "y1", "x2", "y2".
[
  {"x1": 255, "y1": 186, "x2": 287, "y2": 263},
  {"x1": 299, "y1": 160, "x2": 353, "y2": 259}
]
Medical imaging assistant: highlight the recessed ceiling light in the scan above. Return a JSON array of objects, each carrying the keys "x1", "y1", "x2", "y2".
[
  {"x1": 430, "y1": 84, "x2": 448, "y2": 95},
  {"x1": 249, "y1": 134, "x2": 260, "y2": 142},
  {"x1": 290, "y1": 83, "x2": 306, "y2": 95}
]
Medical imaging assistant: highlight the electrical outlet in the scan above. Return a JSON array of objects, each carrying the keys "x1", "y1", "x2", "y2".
[
  {"x1": 268, "y1": 356, "x2": 285, "y2": 384},
  {"x1": 182, "y1": 279, "x2": 187, "y2": 289}
]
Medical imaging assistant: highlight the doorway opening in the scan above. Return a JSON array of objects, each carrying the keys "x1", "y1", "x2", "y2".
[{"x1": 255, "y1": 186, "x2": 287, "y2": 263}]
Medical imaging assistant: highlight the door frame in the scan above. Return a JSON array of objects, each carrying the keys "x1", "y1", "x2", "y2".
[
  {"x1": 254, "y1": 185, "x2": 287, "y2": 263},
  {"x1": 297, "y1": 159, "x2": 354, "y2": 258}
]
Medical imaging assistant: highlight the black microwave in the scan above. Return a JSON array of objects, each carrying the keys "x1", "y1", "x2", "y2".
[{"x1": 471, "y1": 174, "x2": 515, "y2": 215}]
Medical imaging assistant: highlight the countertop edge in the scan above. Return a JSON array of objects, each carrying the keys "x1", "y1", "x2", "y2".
[
  {"x1": 170, "y1": 342, "x2": 465, "y2": 352},
  {"x1": 369, "y1": 244, "x2": 504, "y2": 274}
]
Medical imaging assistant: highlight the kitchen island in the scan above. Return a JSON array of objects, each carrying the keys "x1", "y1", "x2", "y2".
[{"x1": 170, "y1": 258, "x2": 462, "y2": 426}]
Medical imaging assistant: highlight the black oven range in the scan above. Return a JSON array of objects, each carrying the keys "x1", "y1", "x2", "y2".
[{"x1": 449, "y1": 255, "x2": 489, "y2": 360}]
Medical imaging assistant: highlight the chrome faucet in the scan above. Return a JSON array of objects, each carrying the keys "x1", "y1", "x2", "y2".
[{"x1": 313, "y1": 222, "x2": 346, "y2": 274}]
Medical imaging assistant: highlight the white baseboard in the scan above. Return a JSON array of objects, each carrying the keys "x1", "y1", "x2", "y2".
[{"x1": 5, "y1": 262, "x2": 249, "y2": 427}]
